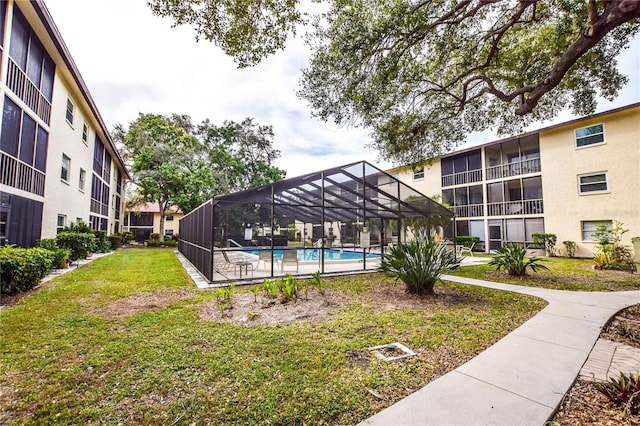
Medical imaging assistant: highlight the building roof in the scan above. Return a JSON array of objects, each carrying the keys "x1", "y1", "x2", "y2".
[{"x1": 25, "y1": 0, "x2": 130, "y2": 179}]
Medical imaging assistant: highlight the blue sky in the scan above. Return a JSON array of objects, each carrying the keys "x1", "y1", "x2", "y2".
[{"x1": 45, "y1": 0, "x2": 639, "y2": 178}]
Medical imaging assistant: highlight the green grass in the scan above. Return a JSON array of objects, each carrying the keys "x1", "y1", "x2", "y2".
[
  {"x1": 1, "y1": 249, "x2": 545, "y2": 425},
  {"x1": 450, "y1": 256, "x2": 640, "y2": 291}
]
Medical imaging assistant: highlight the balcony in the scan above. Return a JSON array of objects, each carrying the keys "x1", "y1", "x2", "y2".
[
  {"x1": 486, "y1": 158, "x2": 540, "y2": 181},
  {"x1": 6, "y1": 59, "x2": 52, "y2": 125},
  {"x1": 441, "y1": 169, "x2": 482, "y2": 187},
  {"x1": 0, "y1": 152, "x2": 45, "y2": 196},
  {"x1": 487, "y1": 199, "x2": 544, "y2": 216},
  {"x1": 453, "y1": 204, "x2": 484, "y2": 218}
]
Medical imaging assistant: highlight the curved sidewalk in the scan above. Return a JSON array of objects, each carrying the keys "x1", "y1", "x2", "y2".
[{"x1": 360, "y1": 275, "x2": 640, "y2": 426}]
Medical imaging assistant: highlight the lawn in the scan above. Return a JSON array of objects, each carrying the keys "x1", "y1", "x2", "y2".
[
  {"x1": 0, "y1": 249, "x2": 546, "y2": 425},
  {"x1": 450, "y1": 256, "x2": 640, "y2": 291}
]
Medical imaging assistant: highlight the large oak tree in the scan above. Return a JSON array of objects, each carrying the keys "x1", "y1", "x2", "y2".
[{"x1": 149, "y1": 0, "x2": 640, "y2": 163}]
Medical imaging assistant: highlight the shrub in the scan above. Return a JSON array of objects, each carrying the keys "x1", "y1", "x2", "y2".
[
  {"x1": 108, "y1": 234, "x2": 123, "y2": 250},
  {"x1": 379, "y1": 235, "x2": 461, "y2": 294},
  {"x1": 145, "y1": 240, "x2": 163, "y2": 247},
  {"x1": 592, "y1": 221, "x2": 635, "y2": 272},
  {"x1": 455, "y1": 235, "x2": 480, "y2": 249},
  {"x1": 489, "y1": 243, "x2": 549, "y2": 276},
  {"x1": 56, "y1": 232, "x2": 96, "y2": 261},
  {"x1": 36, "y1": 239, "x2": 71, "y2": 268},
  {"x1": 562, "y1": 240, "x2": 577, "y2": 258},
  {"x1": 595, "y1": 372, "x2": 640, "y2": 415},
  {"x1": 532, "y1": 233, "x2": 557, "y2": 256},
  {"x1": 150, "y1": 233, "x2": 161, "y2": 241},
  {"x1": 121, "y1": 231, "x2": 134, "y2": 245},
  {"x1": 93, "y1": 230, "x2": 111, "y2": 253},
  {"x1": 64, "y1": 220, "x2": 93, "y2": 234},
  {"x1": 163, "y1": 240, "x2": 178, "y2": 247},
  {"x1": 0, "y1": 246, "x2": 53, "y2": 295}
]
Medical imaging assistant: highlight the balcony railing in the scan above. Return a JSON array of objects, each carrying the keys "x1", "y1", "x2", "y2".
[
  {"x1": 486, "y1": 158, "x2": 541, "y2": 181},
  {"x1": 0, "y1": 152, "x2": 46, "y2": 196},
  {"x1": 487, "y1": 199, "x2": 543, "y2": 216},
  {"x1": 6, "y1": 59, "x2": 52, "y2": 125},
  {"x1": 441, "y1": 168, "x2": 482, "y2": 187},
  {"x1": 453, "y1": 203, "x2": 484, "y2": 218}
]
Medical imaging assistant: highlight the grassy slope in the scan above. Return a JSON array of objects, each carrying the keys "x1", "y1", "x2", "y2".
[{"x1": 1, "y1": 249, "x2": 545, "y2": 425}]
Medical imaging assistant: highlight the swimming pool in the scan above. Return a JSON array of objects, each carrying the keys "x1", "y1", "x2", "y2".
[{"x1": 243, "y1": 248, "x2": 381, "y2": 261}]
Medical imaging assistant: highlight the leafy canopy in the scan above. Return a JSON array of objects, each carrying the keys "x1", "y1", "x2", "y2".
[
  {"x1": 114, "y1": 114, "x2": 286, "y2": 222},
  {"x1": 149, "y1": 0, "x2": 640, "y2": 164}
]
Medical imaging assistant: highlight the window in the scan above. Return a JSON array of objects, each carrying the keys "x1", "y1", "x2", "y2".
[
  {"x1": 575, "y1": 124, "x2": 604, "y2": 148},
  {"x1": 57, "y1": 215, "x2": 66, "y2": 233},
  {"x1": 165, "y1": 229, "x2": 174, "y2": 237},
  {"x1": 66, "y1": 98, "x2": 74, "y2": 124},
  {"x1": 61, "y1": 154, "x2": 70, "y2": 181},
  {"x1": 82, "y1": 123, "x2": 88, "y2": 145},
  {"x1": 413, "y1": 167, "x2": 424, "y2": 180},
  {"x1": 79, "y1": 168, "x2": 86, "y2": 191},
  {"x1": 581, "y1": 220, "x2": 612, "y2": 242},
  {"x1": 578, "y1": 172, "x2": 608, "y2": 194},
  {"x1": 166, "y1": 215, "x2": 174, "y2": 222}
]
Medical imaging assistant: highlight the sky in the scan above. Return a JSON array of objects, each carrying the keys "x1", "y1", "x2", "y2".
[{"x1": 43, "y1": 0, "x2": 639, "y2": 179}]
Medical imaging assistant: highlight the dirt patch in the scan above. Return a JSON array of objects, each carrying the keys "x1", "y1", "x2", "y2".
[
  {"x1": 200, "y1": 288, "x2": 348, "y2": 326},
  {"x1": 551, "y1": 304, "x2": 640, "y2": 425},
  {"x1": 363, "y1": 282, "x2": 487, "y2": 310},
  {"x1": 93, "y1": 289, "x2": 194, "y2": 319}
]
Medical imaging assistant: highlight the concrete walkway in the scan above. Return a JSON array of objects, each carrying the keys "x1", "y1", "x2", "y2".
[{"x1": 360, "y1": 275, "x2": 640, "y2": 426}]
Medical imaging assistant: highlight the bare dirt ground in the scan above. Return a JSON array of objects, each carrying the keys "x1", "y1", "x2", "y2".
[
  {"x1": 550, "y1": 304, "x2": 640, "y2": 425},
  {"x1": 91, "y1": 289, "x2": 194, "y2": 319}
]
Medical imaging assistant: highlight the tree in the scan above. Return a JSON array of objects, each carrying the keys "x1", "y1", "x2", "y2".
[
  {"x1": 197, "y1": 118, "x2": 286, "y2": 193},
  {"x1": 115, "y1": 113, "x2": 212, "y2": 240},
  {"x1": 149, "y1": 0, "x2": 640, "y2": 164},
  {"x1": 114, "y1": 114, "x2": 286, "y2": 228}
]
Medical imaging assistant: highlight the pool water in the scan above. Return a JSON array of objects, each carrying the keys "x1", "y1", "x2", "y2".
[{"x1": 243, "y1": 248, "x2": 381, "y2": 261}]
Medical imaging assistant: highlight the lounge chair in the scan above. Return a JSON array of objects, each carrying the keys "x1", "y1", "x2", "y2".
[
  {"x1": 257, "y1": 250, "x2": 278, "y2": 270},
  {"x1": 457, "y1": 242, "x2": 475, "y2": 256},
  {"x1": 221, "y1": 250, "x2": 254, "y2": 277},
  {"x1": 280, "y1": 250, "x2": 299, "y2": 272}
]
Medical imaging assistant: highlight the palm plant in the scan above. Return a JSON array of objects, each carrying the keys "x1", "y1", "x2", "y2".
[
  {"x1": 379, "y1": 235, "x2": 462, "y2": 294},
  {"x1": 489, "y1": 243, "x2": 549, "y2": 276}
]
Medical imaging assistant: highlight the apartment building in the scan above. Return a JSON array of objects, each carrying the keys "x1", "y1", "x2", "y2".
[
  {"x1": 0, "y1": 0, "x2": 128, "y2": 247},
  {"x1": 391, "y1": 103, "x2": 640, "y2": 257},
  {"x1": 123, "y1": 203, "x2": 183, "y2": 243}
]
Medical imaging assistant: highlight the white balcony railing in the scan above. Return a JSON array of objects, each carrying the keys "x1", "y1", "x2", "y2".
[
  {"x1": 441, "y1": 168, "x2": 482, "y2": 187},
  {"x1": 7, "y1": 59, "x2": 52, "y2": 125},
  {"x1": 0, "y1": 152, "x2": 46, "y2": 196},
  {"x1": 486, "y1": 158, "x2": 541, "y2": 181},
  {"x1": 487, "y1": 199, "x2": 544, "y2": 216},
  {"x1": 453, "y1": 203, "x2": 484, "y2": 218}
]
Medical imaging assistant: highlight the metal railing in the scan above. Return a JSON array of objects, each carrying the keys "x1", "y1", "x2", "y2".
[
  {"x1": 6, "y1": 59, "x2": 52, "y2": 125},
  {"x1": 452, "y1": 203, "x2": 484, "y2": 218},
  {"x1": 487, "y1": 199, "x2": 544, "y2": 216},
  {"x1": 485, "y1": 158, "x2": 541, "y2": 181},
  {"x1": 0, "y1": 152, "x2": 45, "y2": 196},
  {"x1": 441, "y1": 169, "x2": 482, "y2": 187}
]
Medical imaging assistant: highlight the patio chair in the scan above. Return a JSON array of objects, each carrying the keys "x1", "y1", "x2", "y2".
[
  {"x1": 280, "y1": 250, "x2": 299, "y2": 272},
  {"x1": 456, "y1": 242, "x2": 475, "y2": 257},
  {"x1": 257, "y1": 250, "x2": 277, "y2": 270},
  {"x1": 221, "y1": 250, "x2": 254, "y2": 278}
]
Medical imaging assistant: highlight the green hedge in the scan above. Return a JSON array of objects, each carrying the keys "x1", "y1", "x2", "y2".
[
  {"x1": 36, "y1": 239, "x2": 71, "y2": 269},
  {"x1": 93, "y1": 230, "x2": 111, "y2": 253},
  {"x1": 56, "y1": 232, "x2": 96, "y2": 261},
  {"x1": 0, "y1": 246, "x2": 53, "y2": 295}
]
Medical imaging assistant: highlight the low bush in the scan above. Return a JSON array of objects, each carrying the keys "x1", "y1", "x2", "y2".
[
  {"x1": 56, "y1": 232, "x2": 96, "y2": 261},
  {"x1": 0, "y1": 246, "x2": 53, "y2": 295},
  {"x1": 379, "y1": 235, "x2": 461, "y2": 294},
  {"x1": 595, "y1": 372, "x2": 640, "y2": 415},
  {"x1": 93, "y1": 230, "x2": 111, "y2": 253},
  {"x1": 150, "y1": 233, "x2": 161, "y2": 241},
  {"x1": 121, "y1": 231, "x2": 134, "y2": 245},
  {"x1": 489, "y1": 242, "x2": 549, "y2": 276},
  {"x1": 562, "y1": 240, "x2": 577, "y2": 258},
  {"x1": 36, "y1": 239, "x2": 71, "y2": 268},
  {"x1": 146, "y1": 240, "x2": 163, "y2": 247},
  {"x1": 532, "y1": 233, "x2": 557, "y2": 256},
  {"x1": 108, "y1": 234, "x2": 123, "y2": 250},
  {"x1": 592, "y1": 221, "x2": 635, "y2": 273}
]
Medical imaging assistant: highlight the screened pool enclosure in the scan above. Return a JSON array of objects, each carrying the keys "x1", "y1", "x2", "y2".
[{"x1": 179, "y1": 161, "x2": 454, "y2": 283}]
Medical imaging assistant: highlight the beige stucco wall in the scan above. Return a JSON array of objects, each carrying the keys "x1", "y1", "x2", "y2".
[
  {"x1": 391, "y1": 159, "x2": 443, "y2": 199},
  {"x1": 154, "y1": 212, "x2": 183, "y2": 236},
  {"x1": 539, "y1": 106, "x2": 640, "y2": 257}
]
